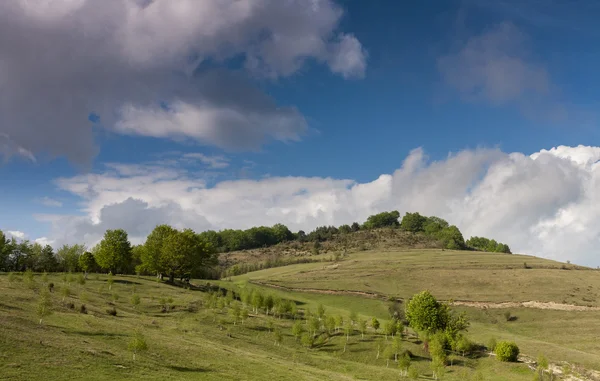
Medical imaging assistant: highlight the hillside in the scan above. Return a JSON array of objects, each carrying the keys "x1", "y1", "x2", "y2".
[{"x1": 234, "y1": 249, "x2": 600, "y2": 375}]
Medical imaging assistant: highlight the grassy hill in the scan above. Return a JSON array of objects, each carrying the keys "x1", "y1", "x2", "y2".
[
  {"x1": 233, "y1": 249, "x2": 600, "y2": 375},
  {"x1": 2, "y1": 248, "x2": 599, "y2": 380}
]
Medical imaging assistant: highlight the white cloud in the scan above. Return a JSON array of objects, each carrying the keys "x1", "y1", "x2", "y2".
[
  {"x1": 6, "y1": 230, "x2": 26, "y2": 240},
  {"x1": 183, "y1": 153, "x2": 230, "y2": 169},
  {"x1": 39, "y1": 145, "x2": 600, "y2": 266},
  {"x1": 34, "y1": 237, "x2": 55, "y2": 247},
  {"x1": 35, "y1": 197, "x2": 63, "y2": 208},
  {"x1": 0, "y1": 0, "x2": 366, "y2": 163}
]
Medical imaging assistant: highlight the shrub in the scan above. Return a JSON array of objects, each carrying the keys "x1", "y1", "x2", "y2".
[
  {"x1": 66, "y1": 302, "x2": 75, "y2": 309},
  {"x1": 131, "y1": 294, "x2": 141, "y2": 308},
  {"x1": 495, "y1": 341, "x2": 519, "y2": 362},
  {"x1": 106, "y1": 307, "x2": 117, "y2": 316},
  {"x1": 48, "y1": 283, "x2": 55, "y2": 292},
  {"x1": 80, "y1": 304, "x2": 88, "y2": 314}
]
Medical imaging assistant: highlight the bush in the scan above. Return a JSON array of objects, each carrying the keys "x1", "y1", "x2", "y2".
[
  {"x1": 495, "y1": 341, "x2": 519, "y2": 362},
  {"x1": 80, "y1": 304, "x2": 88, "y2": 314},
  {"x1": 106, "y1": 307, "x2": 117, "y2": 316},
  {"x1": 66, "y1": 302, "x2": 75, "y2": 309},
  {"x1": 48, "y1": 283, "x2": 55, "y2": 292}
]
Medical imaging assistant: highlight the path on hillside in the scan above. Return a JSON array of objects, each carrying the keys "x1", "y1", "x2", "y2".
[{"x1": 253, "y1": 282, "x2": 600, "y2": 312}]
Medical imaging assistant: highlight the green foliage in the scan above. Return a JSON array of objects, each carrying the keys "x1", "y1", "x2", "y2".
[
  {"x1": 363, "y1": 211, "x2": 400, "y2": 229},
  {"x1": 78, "y1": 251, "x2": 97, "y2": 274},
  {"x1": 317, "y1": 304, "x2": 326, "y2": 319},
  {"x1": 400, "y1": 212, "x2": 428, "y2": 233},
  {"x1": 359, "y1": 319, "x2": 367, "y2": 338},
  {"x1": 60, "y1": 285, "x2": 71, "y2": 301},
  {"x1": 77, "y1": 273, "x2": 85, "y2": 285},
  {"x1": 495, "y1": 341, "x2": 519, "y2": 362},
  {"x1": 56, "y1": 244, "x2": 86, "y2": 273},
  {"x1": 371, "y1": 317, "x2": 380, "y2": 332},
  {"x1": 128, "y1": 330, "x2": 148, "y2": 361},
  {"x1": 95, "y1": 229, "x2": 132, "y2": 273},
  {"x1": 36, "y1": 288, "x2": 53, "y2": 324},
  {"x1": 160, "y1": 228, "x2": 217, "y2": 281},
  {"x1": 131, "y1": 294, "x2": 141, "y2": 308},
  {"x1": 437, "y1": 225, "x2": 466, "y2": 250},
  {"x1": 429, "y1": 333, "x2": 448, "y2": 364},
  {"x1": 405, "y1": 291, "x2": 450, "y2": 334},
  {"x1": 408, "y1": 365, "x2": 419, "y2": 380},
  {"x1": 292, "y1": 320, "x2": 304, "y2": 340},
  {"x1": 41, "y1": 272, "x2": 48, "y2": 283},
  {"x1": 300, "y1": 333, "x2": 314, "y2": 348},
  {"x1": 142, "y1": 225, "x2": 177, "y2": 277},
  {"x1": 466, "y1": 236, "x2": 512, "y2": 253}
]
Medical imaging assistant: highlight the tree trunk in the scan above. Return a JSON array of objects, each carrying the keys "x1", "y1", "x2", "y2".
[{"x1": 169, "y1": 272, "x2": 174, "y2": 283}]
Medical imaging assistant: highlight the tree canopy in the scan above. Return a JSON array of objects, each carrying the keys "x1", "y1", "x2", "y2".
[{"x1": 95, "y1": 229, "x2": 132, "y2": 274}]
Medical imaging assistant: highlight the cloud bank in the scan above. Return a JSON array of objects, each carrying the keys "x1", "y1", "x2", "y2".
[
  {"x1": 38, "y1": 145, "x2": 600, "y2": 266},
  {"x1": 0, "y1": 0, "x2": 366, "y2": 163}
]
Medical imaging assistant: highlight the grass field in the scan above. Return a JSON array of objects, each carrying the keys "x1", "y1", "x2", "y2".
[
  {"x1": 232, "y1": 249, "x2": 600, "y2": 374},
  {"x1": 0, "y1": 270, "x2": 552, "y2": 381}
]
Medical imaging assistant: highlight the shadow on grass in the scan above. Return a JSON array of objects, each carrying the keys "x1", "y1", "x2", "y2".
[
  {"x1": 0, "y1": 302, "x2": 21, "y2": 311},
  {"x1": 113, "y1": 279, "x2": 142, "y2": 285},
  {"x1": 67, "y1": 330, "x2": 127, "y2": 337},
  {"x1": 168, "y1": 365, "x2": 209, "y2": 373}
]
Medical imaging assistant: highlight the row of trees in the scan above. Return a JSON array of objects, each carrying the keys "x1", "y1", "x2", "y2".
[{"x1": 0, "y1": 210, "x2": 511, "y2": 275}]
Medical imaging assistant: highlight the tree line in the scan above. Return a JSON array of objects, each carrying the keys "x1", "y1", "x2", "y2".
[{"x1": 0, "y1": 210, "x2": 510, "y2": 275}]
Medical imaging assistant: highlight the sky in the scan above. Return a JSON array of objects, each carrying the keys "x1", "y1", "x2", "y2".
[{"x1": 1, "y1": 0, "x2": 600, "y2": 266}]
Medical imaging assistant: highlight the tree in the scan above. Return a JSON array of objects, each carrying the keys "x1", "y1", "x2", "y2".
[
  {"x1": 371, "y1": 317, "x2": 380, "y2": 332},
  {"x1": 398, "y1": 352, "x2": 411, "y2": 377},
  {"x1": 325, "y1": 316, "x2": 336, "y2": 334},
  {"x1": 272, "y1": 223, "x2": 294, "y2": 243},
  {"x1": 384, "y1": 320, "x2": 396, "y2": 339},
  {"x1": 301, "y1": 333, "x2": 314, "y2": 348},
  {"x1": 95, "y1": 229, "x2": 132, "y2": 274},
  {"x1": 405, "y1": 291, "x2": 450, "y2": 334},
  {"x1": 359, "y1": 319, "x2": 367, "y2": 339},
  {"x1": 56, "y1": 244, "x2": 86, "y2": 272},
  {"x1": 0, "y1": 230, "x2": 9, "y2": 271},
  {"x1": 383, "y1": 345, "x2": 393, "y2": 367},
  {"x1": 37, "y1": 289, "x2": 53, "y2": 324},
  {"x1": 364, "y1": 211, "x2": 400, "y2": 229},
  {"x1": 128, "y1": 330, "x2": 148, "y2": 361},
  {"x1": 495, "y1": 341, "x2": 519, "y2": 362},
  {"x1": 392, "y1": 334, "x2": 402, "y2": 362},
  {"x1": 400, "y1": 212, "x2": 427, "y2": 233},
  {"x1": 38, "y1": 245, "x2": 58, "y2": 272},
  {"x1": 142, "y1": 225, "x2": 177, "y2": 278},
  {"x1": 429, "y1": 333, "x2": 448, "y2": 364},
  {"x1": 344, "y1": 320, "x2": 353, "y2": 341},
  {"x1": 273, "y1": 328, "x2": 283, "y2": 346},
  {"x1": 351, "y1": 222, "x2": 361, "y2": 232},
  {"x1": 438, "y1": 226, "x2": 465, "y2": 250},
  {"x1": 292, "y1": 320, "x2": 304, "y2": 341},
  {"x1": 160, "y1": 229, "x2": 217, "y2": 283},
  {"x1": 78, "y1": 252, "x2": 97, "y2": 278}
]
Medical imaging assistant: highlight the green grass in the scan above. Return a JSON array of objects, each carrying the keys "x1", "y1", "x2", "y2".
[
  {"x1": 0, "y1": 272, "x2": 540, "y2": 380},
  {"x1": 233, "y1": 249, "x2": 600, "y2": 373}
]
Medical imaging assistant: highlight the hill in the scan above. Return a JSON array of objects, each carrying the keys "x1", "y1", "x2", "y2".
[
  {"x1": 3, "y1": 266, "x2": 594, "y2": 381},
  {"x1": 233, "y1": 248, "x2": 600, "y2": 376}
]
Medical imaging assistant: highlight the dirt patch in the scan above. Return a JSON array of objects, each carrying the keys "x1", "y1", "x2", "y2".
[{"x1": 451, "y1": 300, "x2": 600, "y2": 312}]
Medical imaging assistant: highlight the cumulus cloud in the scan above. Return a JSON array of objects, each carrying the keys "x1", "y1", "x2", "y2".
[
  {"x1": 6, "y1": 231, "x2": 26, "y2": 240},
  {"x1": 438, "y1": 22, "x2": 563, "y2": 118},
  {"x1": 0, "y1": 0, "x2": 366, "y2": 163},
  {"x1": 37, "y1": 145, "x2": 600, "y2": 266}
]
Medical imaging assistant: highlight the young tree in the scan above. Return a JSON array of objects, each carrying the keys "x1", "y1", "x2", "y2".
[
  {"x1": 392, "y1": 334, "x2": 402, "y2": 362},
  {"x1": 38, "y1": 245, "x2": 58, "y2": 272},
  {"x1": 274, "y1": 328, "x2": 283, "y2": 346},
  {"x1": 78, "y1": 251, "x2": 96, "y2": 279},
  {"x1": 229, "y1": 303, "x2": 241, "y2": 325},
  {"x1": 61, "y1": 285, "x2": 71, "y2": 302},
  {"x1": 495, "y1": 341, "x2": 519, "y2": 362},
  {"x1": 309, "y1": 316, "x2": 321, "y2": 336},
  {"x1": 240, "y1": 308, "x2": 249, "y2": 324},
  {"x1": 131, "y1": 294, "x2": 141, "y2": 309},
  {"x1": 292, "y1": 320, "x2": 304, "y2": 341},
  {"x1": 384, "y1": 320, "x2": 395, "y2": 339},
  {"x1": 128, "y1": 330, "x2": 148, "y2": 361},
  {"x1": 405, "y1": 291, "x2": 450, "y2": 334},
  {"x1": 95, "y1": 229, "x2": 132, "y2": 274},
  {"x1": 359, "y1": 319, "x2": 367, "y2": 339},
  {"x1": 349, "y1": 310, "x2": 358, "y2": 325},
  {"x1": 317, "y1": 304, "x2": 326, "y2": 319},
  {"x1": 334, "y1": 315, "x2": 344, "y2": 333},
  {"x1": 325, "y1": 316, "x2": 336, "y2": 334},
  {"x1": 431, "y1": 358, "x2": 446, "y2": 380},
  {"x1": 37, "y1": 289, "x2": 53, "y2": 324},
  {"x1": 343, "y1": 320, "x2": 352, "y2": 342},
  {"x1": 301, "y1": 333, "x2": 314, "y2": 348},
  {"x1": 398, "y1": 352, "x2": 411, "y2": 377},
  {"x1": 371, "y1": 317, "x2": 380, "y2": 333},
  {"x1": 408, "y1": 365, "x2": 419, "y2": 380},
  {"x1": 382, "y1": 345, "x2": 393, "y2": 367},
  {"x1": 107, "y1": 272, "x2": 114, "y2": 291}
]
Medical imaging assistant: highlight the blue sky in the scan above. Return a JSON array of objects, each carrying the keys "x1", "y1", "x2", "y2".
[{"x1": 1, "y1": 0, "x2": 600, "y2": 265}]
